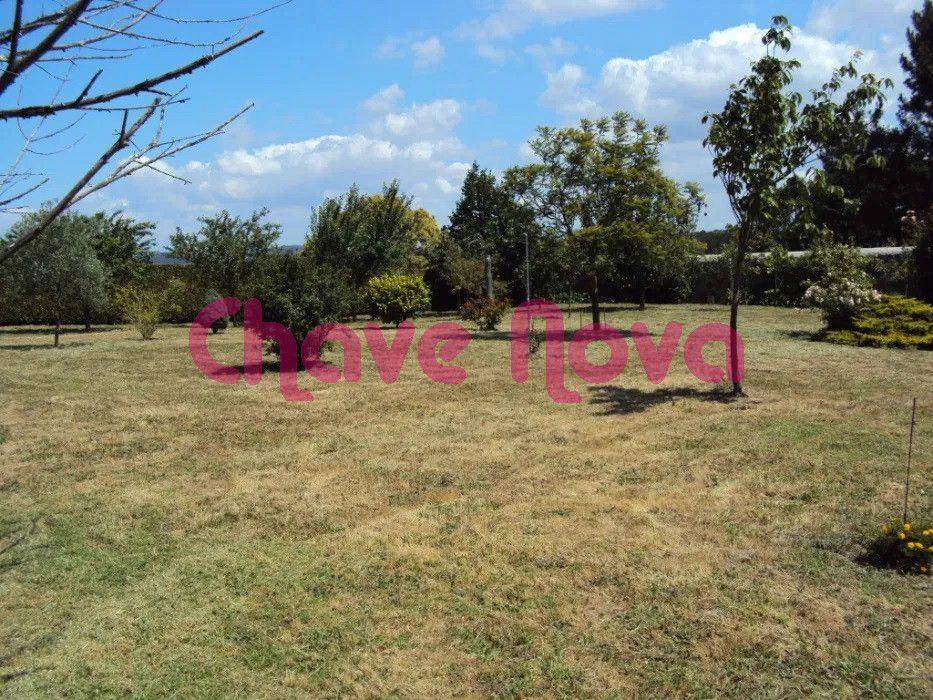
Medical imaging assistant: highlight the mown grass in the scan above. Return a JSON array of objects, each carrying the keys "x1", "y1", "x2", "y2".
[{"x1": 0, "y1": 304, "x2": 930, "y2": 697}]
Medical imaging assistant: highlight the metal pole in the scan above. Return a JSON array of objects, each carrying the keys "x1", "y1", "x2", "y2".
[
  {"x1": 903, "y1": 397, "x2": 917, "y2": 523},
  {"x1": 524, "y1": 228, "x2": 531, "y2": 303},
  {"x1": 485, "y1": 255, "x2": 493, "y2": 299}
]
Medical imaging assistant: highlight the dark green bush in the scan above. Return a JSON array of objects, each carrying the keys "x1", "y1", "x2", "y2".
[{"x1": 823, "y1": 295, "x2": 933, "y2": 349}]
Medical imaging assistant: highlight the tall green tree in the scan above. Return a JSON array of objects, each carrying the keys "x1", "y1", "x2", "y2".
[
  {"x1": 88, "y1": 212, "x2": 155, "y2": 288},
  {"x1": 448, "y1": 163, "x2": 540, "y2": 302},
  {"x1": 305, "y1": 182, "x2": 428, "y2": 313},
  {"x1": 506, "y1": 112, "x2": 697, "y2": 322},
  {"x1": 0, "y1": 210, "x2": 107, "y2": 346},
  {"x1": 703, "y1": 16, "x2": 890, "y2": 395},
  {"x1": 168, "y1": 209, "x2": 281, "y2": 299}
]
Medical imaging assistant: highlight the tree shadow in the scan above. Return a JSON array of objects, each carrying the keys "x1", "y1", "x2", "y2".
[
  {"x1": 589, "y1": 385, "x2": 737, "y2": 415},
  {"x1": 0, "y1": 326, "x2": 116, "y2": 336},
  {"x1": 778, "y1": 329, "x2": 819, "y2": 341},
  {"x1": 0, "y1": 342, "x2": 91, "y2": 351}
]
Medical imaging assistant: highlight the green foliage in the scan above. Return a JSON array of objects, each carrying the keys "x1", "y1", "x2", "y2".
[
  {"x1": 703, "y1": 16, "x2": 889, "y2": 391},
  {"x1": 0, "y1": 209, "x2": 108, "y2": 343},
  {"x1": 87, "y1": 212, "x2": 154, "y2": 288},
  {"x1": 158, "y1": 276, "x2": 208, "y2": 324},
  {"x1": 115, "y1": 285, "x2": 161, "y2": 339},
  {"x1": 460, "y1": 296, "x2": 509, "y2": 331},
  {"x1": 204, "y1": 289, "x2": 229, "y2": 334},
  {"x1": 862, "y1": 519, "x2": 932, "y2": 575},
  {"x1": 803, "y1": 243, "x2": 879, "y2": 330},
  {"x1": 363, "y1": 274, "x2": 429, "y2": 326},
  {"x1": 243, "y1": 251, "x2": 354, "y2": 355},
  {"x1": 505, "y1": 112, "x2": 702, "y2": 320},
  {"x1": 823, "y1": 295, "x2": 933, "y2": 349},
  {"x1": 306, "y1": 182, "x2": 429, "y2": 314},
  {"x1": 904, "y1": 206, "x2": 933, "y2": 302},
  {"x1": 168, "y1": 209, "x2": 281, "y2": 298}
]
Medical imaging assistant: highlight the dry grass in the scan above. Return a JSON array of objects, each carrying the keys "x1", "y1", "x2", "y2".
[{"x1": 0, "y1": 304, "x2": 931, "y2": 697}]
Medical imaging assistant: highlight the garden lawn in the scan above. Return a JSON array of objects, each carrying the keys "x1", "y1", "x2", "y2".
[{"x1": 0, "y1": 304, "x2": 931, "y2": 697}]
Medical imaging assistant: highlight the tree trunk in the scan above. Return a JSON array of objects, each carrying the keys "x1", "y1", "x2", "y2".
[
  {"x1": 589, "y1": 273, "x2": 601, "y2": 325},
  {"x1": 729, "y1": 245, "x2": 747, "y2": 396},
  {"x1": 639, "y1": 287, "x2": 646, "y2": 312},
  {"x1": 54, "y1": 318, "x2": 61, "y2": 348}
]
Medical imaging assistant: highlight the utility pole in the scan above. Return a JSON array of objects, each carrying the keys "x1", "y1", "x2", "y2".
[
  {"x1": 524, "y1": 228, "x2": 531, "y2": 302},
  {"x1": 485, "y1": 255, "x2": 494, "y2": 299}
]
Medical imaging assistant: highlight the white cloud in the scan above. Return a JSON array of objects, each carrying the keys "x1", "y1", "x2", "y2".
[
  {"x1": 476, "y1": 43, "x2": 512, "y2": 62},
  {"x1": 539, "y1": 23, "x2": 890, "y2": 139},
  {"x1": 363, "y1": 84, "x2": 405, "y2": 112},
  {"x1": 377, "y1": 35, "x2": 445, "y2": 69},
  {"x1": 525, "y1": 37, "x2": 577, "y2": 66},
  {"x1": 411, "y1": 36, "x2": 445, "y2": 68},
  {"x1": 372, "y1": 99, "x2": 462, "y2": 140},
  {"x1": 459, "y1": 0, "x2": 658, "y2": 40},
  {"x1": 807, "y1": 0, "x2": 920, "y2": 43},
  {"x1": 112, "y1": 96, "x2": 472, "y2": 242}
]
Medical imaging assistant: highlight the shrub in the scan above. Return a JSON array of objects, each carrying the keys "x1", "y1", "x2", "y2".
[
  {"x1": 862, "y1": 519, "x2": 931, "y2": 575},
  {"x1": 460, "y1": 296, "x2": 509, "y2": 331},
  {"x1": 159, "y1": 277, "x2": 208, "y2": 324},
  {"x1": 823, "y1": 295, "x2": 933, "y2": 349},
  {"x1": 364, "y1": 274, "x2": 429, "y2": 326},
  {"x1": 803, "y1": 242, "x2": 880, "y2": 329},
  {"x1": 115, "y1": 285, "x2": 161, "y2": 340},
  {"x1": 204, "y1": 289, "x2": 229, "y2": 334},
  {"x1": 804, "y1": 278, "x2": 881, "y2": 330},
  {"x1": 242, "y1": 253, "x2": 354, "y2": 358}
]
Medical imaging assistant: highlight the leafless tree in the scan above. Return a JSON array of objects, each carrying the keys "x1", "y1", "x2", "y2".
[{"x1": 0, "y1": 0, "x2": 285, "y2": 264}]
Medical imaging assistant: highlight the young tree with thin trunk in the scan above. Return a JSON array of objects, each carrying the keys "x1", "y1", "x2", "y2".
[
  {"x1": 703, "y1": 16, "x2": 890, "y2": 396},
  {"x1": 0, "y1": 210, "x2": 107, "y2": 346}
]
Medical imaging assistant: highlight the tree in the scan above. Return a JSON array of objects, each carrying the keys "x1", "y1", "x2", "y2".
[
  {"x1": 900, "y1": 0, "x2": 933, "y2": 137},
  {"x1": 448, "y1": 163, "x2": 540, "y2": 302},
  {"x1": 168, "y1": 209, "x2": 282, "y2": 298},
  {"x1": 0, "y1": 1, "x2": 278, "y2": 264},
  {"x1": 703, "y1": 16, "x2": 890, "y2": 395},
  {"x1": 506, "y1": 112, "x2": 695, "y2": 323},
  {"x1": 0, "y1": 209, "x2": 107, "y2": 346},
  {"x1": 87, "y1": 212, "x2": 154, "y2": 288},
  {"x1": 305, "y1": 182, "x2": 426, "y2": 313},
  {"x1": 798, "y1": 4, "x2": 933, "y2": 249}
]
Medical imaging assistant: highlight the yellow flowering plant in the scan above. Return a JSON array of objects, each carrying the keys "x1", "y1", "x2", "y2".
[{"x1": 864, "y1": 519, "x2": 932, "y2": 575}]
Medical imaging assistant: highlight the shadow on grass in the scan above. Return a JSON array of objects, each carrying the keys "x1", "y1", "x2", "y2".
[
  {"x1": 0, "y1": 326, "x2": 116, "y2": 336},
  {"x1": 589, "y1": 385, "x2": 737, "y2": 415},
  {"x1": 0, "y1": 342, "x2": 91, "y2": 351},
  {"x1": 778, "y1": 329, "x2": 819, "y2": 341}
]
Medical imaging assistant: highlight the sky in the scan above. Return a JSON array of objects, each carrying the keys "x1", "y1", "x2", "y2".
[{"x1": 0, "y1": 0, "x2": 924, "y2": 248}]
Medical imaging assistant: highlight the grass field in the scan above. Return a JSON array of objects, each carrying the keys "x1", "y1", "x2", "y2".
[{"x1": 0, "y1": 304, "x2": 931, "y2": 697}]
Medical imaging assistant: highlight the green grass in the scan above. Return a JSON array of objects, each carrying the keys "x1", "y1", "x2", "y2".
[{"x1": 0, "y1": 304, "x2": 931, "y2": 697}]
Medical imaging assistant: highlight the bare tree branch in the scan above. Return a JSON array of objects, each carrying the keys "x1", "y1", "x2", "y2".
[
  {"x1": 0, "y1": 29, "x2": 261, "y2": 120},
  {"x1": 0, "y1": 1, "x2": 279, "y2": 262}
]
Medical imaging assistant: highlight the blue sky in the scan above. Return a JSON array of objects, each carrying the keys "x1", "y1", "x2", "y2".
[{"x1": 0, "y1": 0, "x2": 923, "y2": 247}]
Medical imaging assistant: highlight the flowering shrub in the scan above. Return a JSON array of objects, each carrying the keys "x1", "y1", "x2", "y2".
[
  {"x1": 804, "y1": 275, "x2": 880, "y2": 330},
  {"x1": 364, "y1": 274, "x2": 430, "y2": 327},
  {"x1": 460, "y1": 296, "x2": 509, "y2": 331},
  {"x1": 862, "y1": 519, "x2": 931, "y2": 575}
]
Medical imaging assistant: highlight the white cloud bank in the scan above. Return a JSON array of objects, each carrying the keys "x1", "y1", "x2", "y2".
[{"x1": 109, "y1": 94, "x2": 472, "y2": 243}]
